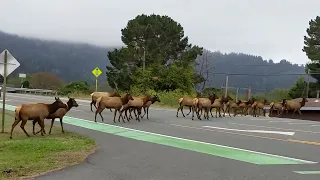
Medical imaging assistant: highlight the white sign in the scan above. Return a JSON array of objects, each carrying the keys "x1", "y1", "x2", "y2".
[
  {"x1": 19, "y1": 73, "x2": 26, "y2": 78},
  {"x1": 0, "y1": 49, "x2": 20, "y2": 77}
]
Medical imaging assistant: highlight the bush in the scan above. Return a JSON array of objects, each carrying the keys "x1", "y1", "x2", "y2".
[{"x1": 59, "y1": 81, "x2": 91, "y2": 96}]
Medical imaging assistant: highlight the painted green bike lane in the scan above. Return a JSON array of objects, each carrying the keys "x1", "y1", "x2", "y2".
[{"x1": 2, "y1": 103, "x2": 317, "y2": 165}]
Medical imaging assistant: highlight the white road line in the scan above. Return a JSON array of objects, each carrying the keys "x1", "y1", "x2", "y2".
[
  {"x1": 229, "y1": 122, "x2": 320, "y2": 134},
  {"x1": 311, "y1": 125, "x2": 320, "y2": 127},
  {"x1": 288, "y1": 122, "x2": 318, "y2": 125},
  {"x1": 202, "y1": 126, "x2": 295, "y2": 136},
  {"x1": 268, "y1": 120, "x2": 293, "y2": 123}
]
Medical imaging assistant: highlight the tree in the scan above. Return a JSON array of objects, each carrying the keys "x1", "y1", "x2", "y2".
[
  {"x1": 288, "y1": 76, "x2": 306, "y2": 98},
  {"x1": 106, "y1": 14, "x2": 203, "y2": 92},
  {"x1": 302, "y1": 16, "x2": 320, "y2": 82},
  {"x1": 30, "y1": 72, "x2": 64, "y2": 90}
]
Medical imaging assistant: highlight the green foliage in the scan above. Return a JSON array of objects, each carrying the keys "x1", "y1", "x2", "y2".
[
  {"x1": 288, "y1": 76, "x2": 306, "y2": 98},
  {"x1": 106, "y1": 14, "x2": 203, "y2": 93},
  {"x1": 303, "y1": 16, "x2": 320, "y2": 82},
  {"x1": 22, "y1": 80, "x2": 30, "y2": 88},
  {"x1": 268, "y1": 88, "x2": 291, "y2": 102},
  {"x1": 59, "y1": 81, "x2": 91, "y2": 95},
  {"x1": 202, "y1": 87, "x2": 221, "y2": 96}
]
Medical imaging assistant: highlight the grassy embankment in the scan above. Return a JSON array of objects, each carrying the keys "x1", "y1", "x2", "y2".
[{"x1": 0, "y1": 110, "x2": 96, "y2": 180}]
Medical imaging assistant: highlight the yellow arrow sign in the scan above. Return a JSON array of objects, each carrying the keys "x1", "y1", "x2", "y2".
[{"x1": 92, "y1": 67, "x2": 102, "y2": 78}]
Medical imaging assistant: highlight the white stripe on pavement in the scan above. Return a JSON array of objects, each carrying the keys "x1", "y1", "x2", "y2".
[{"x1": 202, "y1": 126, "x2": 295, "y2": 136}]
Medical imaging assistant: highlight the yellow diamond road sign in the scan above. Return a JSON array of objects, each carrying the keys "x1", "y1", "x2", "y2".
[{"x1": 92, "y1": 67, "x2": 102, "y2": 78}]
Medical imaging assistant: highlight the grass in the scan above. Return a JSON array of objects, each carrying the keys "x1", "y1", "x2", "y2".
[{"x1": 0, "y1": 111, "x2": 97, "y2": 180}]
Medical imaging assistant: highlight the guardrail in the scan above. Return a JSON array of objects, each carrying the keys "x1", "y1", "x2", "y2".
[{"x1": 0, "y1": 85, "x2": 57, "y2": 96}]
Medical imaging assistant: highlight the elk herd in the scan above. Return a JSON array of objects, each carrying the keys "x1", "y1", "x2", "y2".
[
  {"x1": 9, "y1": 90, "x2": 308, "y2": 139},
  {"x1": 177, "y1": 92, "x2": 309, "y2": 121}
]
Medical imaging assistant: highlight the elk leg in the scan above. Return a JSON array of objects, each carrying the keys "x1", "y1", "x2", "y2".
[
  {"x1": 109, "y1": 108, "x2": 113, "y2": 112},
  {"x1": 176, "y1": 106, "x2": 181, "y2": 117},
  {"x1": 32, "y1": 119, "x2": 37, "y2": 135},
  {"x1": 95, "y1": 106, "x2": 104, "y2": 122},
  {"x1": 181, "y1": 106, "x2": 186, "y2": 117},
  {"x1": 10, "y1": 119, "x2": 21, "y2": 139},
  {"x1": 38, "y1": 119, "x2": 45, "y2": 136},
  {"x1": 146, "y1": 107, "x2": 149, "y2": 120},
  {"x1": 186, "y1": 107, "x2": 192, "y2": 116},
  {"x1": 49, "y1": 118, "x2": 55, "y2": 134},
  {"x1": 119, "y1": 109, "x2": 126, "y2": 123},
  {"x1": 20, "y1": 119, "x2": 30, "y2": 137},
  {"x1": 113, "y1": 109, "x2": 118, "y2": 123},
  {"x1": 60, "y1": 118, "x2": 64, "y2": 133},
  {"x1": 298, "y1": 109, "x2": 302, "y2": 115},
  {"x1": 210, "y1": 107, "x2": 214, "y2": 117},
  {"x1": 90, "y1": 100, "x2": 95, "y2": 112}
]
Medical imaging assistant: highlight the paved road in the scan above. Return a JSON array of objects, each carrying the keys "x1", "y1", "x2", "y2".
[{"x1": 2, "y1": 93, "x2": 320, "y2": 180}]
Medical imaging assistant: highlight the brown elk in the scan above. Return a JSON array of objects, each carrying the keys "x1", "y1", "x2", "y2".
[
  {"x1": 269, "y1": 99, "x2": 287, "y2": 117},
  {"x1": 127, "y1": 95, "x2": 161, "y2": 120},
  {"x1": 252, "y1": 99, "x2": 268, "y2": 117},
  {"x1": 10, "y1": 97, "x2": 67, "y2": 139},
  {"x1": 121, "y1": 95, "x2": 151, "y2": 122},
  {"x1": 141, "y1": 95, "x2": 161, "y2": 119},
  {"x1": 94, "y1": 92, "x2": 134, "y2": 123},
  {"x1": 225, "y1": 100, "x2": 242, "y2": 117},
  {"x1": 176, "y1": 92, "x2": 201, "y2": 117},
  {"x1": 32, "y1": 97, "x2": 79, "y2": 135},
  {"x1": 192, "y1": 94, "x2": 217, "y2": 120},
  {"x1": 284, "y1": 98, "x2": 308, "y2": 118},
  {"x1": 210, "y1": 95, "x2": 233, "y2": 118},
  {"x1": 90, "y1": 91, "x2": 121, "y2": 112}
]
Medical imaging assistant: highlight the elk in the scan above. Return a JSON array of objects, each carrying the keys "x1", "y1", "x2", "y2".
[
  {"x1": 252, "y1": 99, "x2": 268, "y2": 117},
  {"x1": 176, "y1": 92, "x2": 201, "y2": 117},
  {"x1": 192, "y1": 94, "x2": 217, "y2": 120},
  {"x1": 94, "y1": 92, "x2": 134, "y2": 123},
  {"x1": 90, "y1": 91, "x2": 121, "y2": 112},
  {"x1": 210, "y1": 95, "x2": 233, "y2": 118},
  {"x1": 269, "y1": 99, "x2": 286, "y2": 117},
  {"x1": 32, "y1": 97, "x2": 79, "y2": 135},
  {"x1": 10, "y1": 97, "x2": 67, "y2": 139},
  {"x1": 284, "y1": 98, "x2": 308, "y2": 118},
  {"x1": 121, "y1": 95, "x2": 151, "y2": 122}
]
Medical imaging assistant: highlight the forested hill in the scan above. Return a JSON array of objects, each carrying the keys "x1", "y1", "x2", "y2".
[
  {"x1": 196, "y1": 50, "x2": 306, "y2": 93},
  {"x1": 0, "y1": 31, "x2": 113, "y2": 84},
  {"x1": 0, "y1": 31, "x2": 305, "y2": 91}
]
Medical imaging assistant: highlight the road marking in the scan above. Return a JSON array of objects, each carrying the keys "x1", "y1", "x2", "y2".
[
  {"x1": 311, "y1": 125, "x2": 320, "y2": 127},
  {"x1": 293, "y1": 171, "x2": 320, "y2": 175},
  {"x1": 2, "y1": 103, "x2": 317, "y2": 165},
  {"x1": 289, "y1": 122, "x2": 318, "y2": 125},
  {"x1": 202, "y1": 126, "x2": 295, "y2": 136},
  {"x1": 268, "y1": 120, "x2": 293, "y2": 123},
  {"x1": 288, "y1": 139, "x2": 320, "y2": 146},
  {"x1": 229, "y1": 122, "x2": 320, "y2": 134}
]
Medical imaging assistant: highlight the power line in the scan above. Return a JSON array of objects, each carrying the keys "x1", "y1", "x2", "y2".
[{"x1": 208, "y1": 72, "x2": 320, "y2": 77}]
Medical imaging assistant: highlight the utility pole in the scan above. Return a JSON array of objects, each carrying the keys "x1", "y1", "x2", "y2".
[
  {"x1": 236, "y1": 88, "x2": 239, "y2": 102},
  {"x1": 225, "y1": 75, "x2": 229, "y2": 97},
  {"x1": 306, "y1": 69, "x2": 310, "y2": 98},
  {"x1": 143, "y1": 47, "x2": 146, "y2": 74}
]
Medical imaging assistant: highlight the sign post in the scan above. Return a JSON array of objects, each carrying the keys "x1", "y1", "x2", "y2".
[
  {"x1": 0, "y1": 49, "x2": 20, "y2": 133},
  {"x1": 91, "y1": 67, "x2": 102, "y2": 92}
]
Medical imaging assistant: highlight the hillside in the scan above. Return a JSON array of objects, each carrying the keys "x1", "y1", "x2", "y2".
[
  {"x1": 0, "y1": 31, "x2": 306, "y2": 91},
  {"x1": 195, "y1": 50, "x2": 306, "y2": 93},
  {"x1": 0, "y1": 30, "x2": 114, "y2": 86}
]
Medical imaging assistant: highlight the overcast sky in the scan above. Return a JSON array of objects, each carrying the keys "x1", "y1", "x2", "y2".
[{"x1": 0, "y1": 0, "x2": 319, "y2": 64}]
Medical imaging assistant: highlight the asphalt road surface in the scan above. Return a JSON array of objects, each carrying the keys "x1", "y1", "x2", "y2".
[{"x1": 2, "y1": 93, "x2": 320, "y2": 180}]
